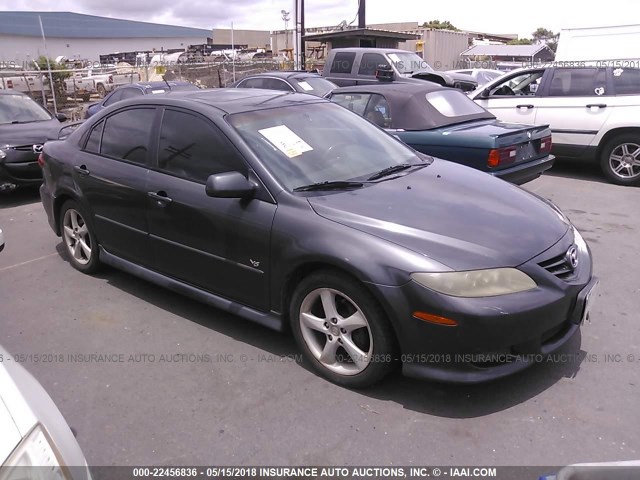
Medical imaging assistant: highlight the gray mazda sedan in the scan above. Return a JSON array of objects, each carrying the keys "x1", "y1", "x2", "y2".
[{"x1": 39, "y1": 89, "x2": 598, "y2": 388}]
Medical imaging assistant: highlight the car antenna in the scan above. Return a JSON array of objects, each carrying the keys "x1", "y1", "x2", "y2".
[{"x1": 161, "y1": 75, "x2": 172, "y2": 90}]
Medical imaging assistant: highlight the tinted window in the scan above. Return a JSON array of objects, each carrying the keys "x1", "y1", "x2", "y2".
[
  {"x1": 263, "y1": 78, "x2": 294, "y2": 91},
  {"x1": 330, "y1": 93, "x2": 372, "y2": 116},
  {"x1": 158, "y1": 109, "x2": 247, "y2": 183},
  {"x1": 84, "y1": 120, "x2": 104, "y2": 153},
  {"x1": 358, "y1": 53, "x2": 391, "y2": 76},
  {"x1": 103, "y1": 89, "x2": 124, "y2": 106},
  {"x1": 613, "y1": 68, "x2": 640, "y2": 95},
  {"x1": 120, "y1": 88, "x2": 144, "y2": 100},
  {"x1": 101, "y1": 108, "x2": 155, "y2": 164},
  {"x1": 548, "y1": 68, "x2": 606, "y2": 96},
  {"x1": 330, "y1": 52, "x2": 356, "y2": 74},
  {"x1": 427, "y1": 90, "x2": 488, "y2": 117},
  {"x1": 238, "y1": 78, "x2": 265, "y2": 89}
]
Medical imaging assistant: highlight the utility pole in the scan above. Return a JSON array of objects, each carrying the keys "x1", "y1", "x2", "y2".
[{"x1": 300, "y1": 0, "x2": 305, "y2": 68}]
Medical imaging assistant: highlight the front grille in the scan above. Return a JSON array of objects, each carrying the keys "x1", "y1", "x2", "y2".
[
  {"x1": 539, "y1": 252, "x2": 575, "y2": 280},
  {"x1": 10, "y1": 145, "x2": 35, "y2": 152}
]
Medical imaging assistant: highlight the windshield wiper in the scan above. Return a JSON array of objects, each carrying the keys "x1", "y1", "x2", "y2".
[
  {"x1": 293, "y1": 180, "x2": 365, "y2": 192},
  {"x1": 367, "y1": 163, "x2": 426, "y2": 181}
]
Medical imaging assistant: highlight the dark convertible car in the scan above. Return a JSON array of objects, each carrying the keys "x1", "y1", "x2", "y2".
[
  {"x1": 328, "y1": 83, "x2": 555, "y2": 185},
  {"x1": 40, "y1": 89, "x2": 597, "y2": 388}
]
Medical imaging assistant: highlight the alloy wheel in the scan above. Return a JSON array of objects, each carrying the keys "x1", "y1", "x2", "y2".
[
  {"x1": 62, "y1": 209, "x2": 92, "y2": 265},
  {"x1": 609, "y1": 142, "x2": 640, "y2": 179}
]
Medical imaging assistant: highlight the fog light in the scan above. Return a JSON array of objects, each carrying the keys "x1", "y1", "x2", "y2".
[{"x1": 413, "y1": 311, "x2": 458, "y2": 326}]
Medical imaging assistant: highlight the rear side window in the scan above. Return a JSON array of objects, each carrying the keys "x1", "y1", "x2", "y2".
[
  {"x1": 612, "y1": 68, "x2": 640, "y2": 95},
  {"x1": 358, "y1": 53, "x2": 391, "y2": 76},
  {"x1": 100, "y1": 108, "x2": 155, "y2": 164},
  {"x1": 330, "y1": 52, "x2": 356, "y2": 74},
  {"x1": 548, "y1": 68, "x2": 607, "y2": 96},
  {"x1": 330, "y1": 93, "x2": 372, "y2": 116},
  {"x1": 84, "y1": 120, "x2": 104, "y2": 153},
  {"x1": 157, "y1": 109, "x2": 247, "y2": 183},
  {"x1": 238, "y1": 78, "x2": 265, "y2": 89}
]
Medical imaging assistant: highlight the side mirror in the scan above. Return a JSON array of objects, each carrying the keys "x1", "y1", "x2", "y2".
[
  {"x1": 479, "y1": 87, "x2": 491, "y2": 99},
  {"x1": 55, "y1": 113, "x2": 68, "y2": 122},
  {"x1": 375, "y1": 64, "x2": 395, "y2": 82},
  {"x1": 205, "y1": 171, "x2": 256, "y2": 199}
]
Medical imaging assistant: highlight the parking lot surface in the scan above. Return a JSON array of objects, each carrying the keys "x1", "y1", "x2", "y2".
[{"x1": 1, "y1": 163, "x2": 639, "y2": 467}]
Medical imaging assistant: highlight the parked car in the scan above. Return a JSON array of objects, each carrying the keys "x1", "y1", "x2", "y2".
[
  {"x1": 84, "y1": 81, "x2": 200, "y2": 118},
  {"x1": 0, "y1": 90, "x2": 69, "y2": 192},
  {"x1": 322, "y1": 48, "x2": 478, "y2": 91},
  {"x1": 540, "y1": 460, "x2": 640, "y2": 480},
  {"x1": 469, "y1": 66, "x2": 640, "y2": 185},
  {"x1": 0, "y1": 344, "x2": 92, "y2": 478},
  {"x1": 40, "y1": 89, "x2": 596, "y2": 388},
  {"x1": 228, "y1": 71, "x2": 337, "y2": 97},
  {"x1": 446, "y1": 68, "x2": 505, "y2": 86},
  {"x1": 328, "y1": 83, "x2": 555, "y2": 185}
]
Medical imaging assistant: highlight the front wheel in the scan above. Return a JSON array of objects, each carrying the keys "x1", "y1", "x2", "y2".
[
  {"x1": 600, "y1": 134, "x2": 640, "y2": 186},
  {"x1": 59, "y1": 200, "x2": 101, "y2": 274},
  {"x1": 290, "y1": 270, "x2": 397, "y2": 388}
]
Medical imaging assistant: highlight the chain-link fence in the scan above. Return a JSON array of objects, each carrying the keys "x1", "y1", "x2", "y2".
[{"x1": 1, "y1": 59, "x2": 317, "y2": 119}]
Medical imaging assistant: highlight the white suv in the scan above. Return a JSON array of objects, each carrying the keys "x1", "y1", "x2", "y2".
[{"x1": 469, "y1": 66, "x2": 640, "y2": 186}]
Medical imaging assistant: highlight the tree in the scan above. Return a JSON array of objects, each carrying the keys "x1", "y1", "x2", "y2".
[
  {"x1": 508, "y1": 38, "x2": 533, "y2": 45},
  {"x1": 34, "y1": 56, "x2": 72, "y2": 102},
  {"x1": 532, "y1": 27, "x2": 559, "y2": 52},
  {"x1": 421, "y1": 20, "x2": 459, "y2": 31}
]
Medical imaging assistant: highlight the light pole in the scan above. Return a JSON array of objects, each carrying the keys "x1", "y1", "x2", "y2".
[{"x1": 281, "y1": 10, "x2": 290, "y2": 51}]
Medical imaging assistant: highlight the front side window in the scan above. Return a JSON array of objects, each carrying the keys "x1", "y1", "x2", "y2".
[
  {"x1": 330, "y1": 52, "x2": 356, "y2": 74},
  {"x1": 358, "y1": 53, "x2": 391, "y2": 76},
  {"x1": 330, "y1": 93, "x2": 372, "y2": 116},
  {"x1": 100, "y1": 108, "x2": 155, "y2": 164},
  {"x1": 363, "y1": 94, "x2": 392, "y2": 128},
  {"x1": 489, "y1": 70, "x2": 544, "y2": 97},
  {"x1": 158, "y1": 109, "x2": 247, "y2": 183},
  {"x1": 548, "y1": 68, "x2": 606, "y2": 96},
  {"x1": 263, "y1": 78, "x2": 294, "y2": 92}
]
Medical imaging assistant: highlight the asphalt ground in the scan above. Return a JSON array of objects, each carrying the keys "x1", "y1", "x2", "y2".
[{"x1": 0, "y1": 161, "x2": 639, "y2": 469}]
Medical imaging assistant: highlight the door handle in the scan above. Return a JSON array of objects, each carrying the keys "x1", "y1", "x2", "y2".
[
  {"x1": 73, "y1": 165, "x2": 90, "y2": 175},
  {"x1": 586, "y1": 104, "x2": 607, "y2": 109},
  {"x1": 516, "y1": 104, "x2": 534, "y2": 109},
  {"x1": 148, "y1": 191, "x2": 173, "y2": 205}
]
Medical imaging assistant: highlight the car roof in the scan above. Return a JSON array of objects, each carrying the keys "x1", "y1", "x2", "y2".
[
  {"x1": 330, "y1": 83, "x2": 494, "y2": 130},
  {"x1": 119, "y1": 81, "x2": 196, "y2": 89},
  {"x1": 329, "y1": 47, "x2": 414, "y2": 55},
  {"x1": 239, "y1": 71, "x2": 323, "y2": 80},
  {"x1": 114, "y1": 88, "x2": 326, "y2": 115},
  {"x1": 0, "y1": 90, "x2": 28, "y2": 96}
]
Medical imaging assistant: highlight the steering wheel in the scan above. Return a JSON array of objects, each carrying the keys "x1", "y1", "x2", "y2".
[{"x1": 493, "y1": 85, "x2": 516, "y2": 96}]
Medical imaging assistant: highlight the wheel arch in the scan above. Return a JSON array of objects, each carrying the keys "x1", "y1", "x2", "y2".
[
  {"x1": 52, "y1": 190, "x2": 82, "y2": 236},
  {"x1": 596, "y1": 127, "x2": 640, "y2": 158}
]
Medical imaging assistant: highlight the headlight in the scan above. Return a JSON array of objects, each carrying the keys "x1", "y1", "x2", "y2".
[
  {"x1": 0, "y1": 424, "x2": 71, "y2": 480},
  {"x1": 411, "y1": 268, "x2": 537, "y2": 297},
  {"x1": 573, "y1": 226, "x2": 588, "y2": 255},
  {"x1": 0, "y1": 148, "x2": 6, "y2": 160}
]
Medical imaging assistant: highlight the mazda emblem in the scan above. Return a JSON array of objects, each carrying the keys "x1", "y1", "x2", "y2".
[
  {"x1": 32, "y1": 144, "x2": 44, "y2": 154},
  {"x1": 565, "y1": 245, "x2": 579, "y2": 270}
]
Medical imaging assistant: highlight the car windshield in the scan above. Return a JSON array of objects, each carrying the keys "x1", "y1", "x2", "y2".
[
  {"x1": 387, "y1": 52, "x2": 434, "y2": 74},
  {"x1": 227, "y1": 102, "x2": 424, "y2": 191},
  {"x1": 293, "y1": 77, "x2": 337, "y2": 96},
  {"x1": 0, "y1": 94, "x2": 52, "y2": 124}
]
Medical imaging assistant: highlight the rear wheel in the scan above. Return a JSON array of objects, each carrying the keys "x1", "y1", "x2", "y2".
[
  {"x1": 59, "y1": 200, "x2": 101, "y2": 274},
  {"x1": 96, "y1": 84, "x2": 107, "y2": 98},
  {"x1": 290, "y1": 270, "x2": 397, "y2": 388},
  {"x1": 600, "y1": 134, "x2": 640, "y2": 186}
]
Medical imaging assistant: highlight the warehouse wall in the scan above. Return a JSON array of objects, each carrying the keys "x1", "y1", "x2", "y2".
[{"x1": 0, "y1": 35, "x2": 209, "y2": 65}]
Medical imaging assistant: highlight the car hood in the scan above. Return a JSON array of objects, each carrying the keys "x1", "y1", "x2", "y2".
[
  {"x1": 0, "y1": 119, "x2": 62, "y2": 146},
  {"x1": 307, "y1": 160, "x2": 569, "y2": 271}
]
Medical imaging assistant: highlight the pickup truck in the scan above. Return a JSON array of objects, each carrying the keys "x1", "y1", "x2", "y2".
[
  {"x1": 322, "y1": 48, "x2": 478, "y2": 92},
  {"x1": 0, "y1": 72, "x2": 50, "y2": 99},
  {"x1": 64, "y1": 69, "x2": 141, "y2": 100}
]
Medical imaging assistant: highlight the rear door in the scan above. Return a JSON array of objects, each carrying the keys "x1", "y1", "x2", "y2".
[
  {"x1": 473, "y1": 68, "x2": 545, "y2": 124},
  {"x1": 354, "y1": 53, "x2": 392, "y2": 86},
  {"x1": 73, "y1": 106, "x2": 156, "y2": 266},
  {"x1": 145, "y1": 107, "x2": 276, "y2": 310},
  {"x1": 534, "y1": 67, "x2": 610, "y2": 157}
]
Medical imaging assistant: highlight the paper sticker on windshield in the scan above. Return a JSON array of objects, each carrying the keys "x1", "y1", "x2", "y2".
[
  {"x1": 259, "y1": 125, "x2": 313, "y2": 158},
  {"x1": 297, "y1": 81, "x2": 314, "y2": 91}
]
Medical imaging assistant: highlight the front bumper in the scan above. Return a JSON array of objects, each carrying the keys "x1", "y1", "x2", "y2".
[
  {"x1": 491, "y1": 154, "x2": 556, "y2": 185},
  {"x1": 0, "y1": 161, "x2": 42, "y2": 190},
  {"x1": 370, "y1": 228, "x2": 595, "y2": 384}
]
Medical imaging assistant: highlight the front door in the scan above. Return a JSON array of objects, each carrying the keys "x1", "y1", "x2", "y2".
[{"x1": 145, "y1": 108, "x2": 276, "y2": 311}]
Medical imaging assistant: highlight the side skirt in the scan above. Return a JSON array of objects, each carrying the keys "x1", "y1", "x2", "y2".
[{"x1": 99, "y1": 247, "x2": 284, "y2": 332}]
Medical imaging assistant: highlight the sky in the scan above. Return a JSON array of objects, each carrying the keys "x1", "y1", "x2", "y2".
[{"x1": 0, "y1": 0, "x2": 638, "y2": 38}]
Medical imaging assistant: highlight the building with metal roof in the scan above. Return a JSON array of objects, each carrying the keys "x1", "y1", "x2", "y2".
[
  {"x1": 460, "y1": 44, "x2": 555, "y2": 63},
  {"x1": 0, "y1": 11, "x2": 212, "y2": 65}
]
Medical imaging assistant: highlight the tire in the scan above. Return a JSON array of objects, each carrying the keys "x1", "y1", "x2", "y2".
[
  {"x1": 290, "y1": 270, "x2": 398, "y2": 388},
  {"x1": 599, "y1": 134, "x2": 640, "y2": 186},
  {"x1": 59, "y1": 200, "x2": 101, "y2": 274},
  {"x1": 81, "y1": 94, "x2": 91, "y2": 102},
  {"x1": 96, "y1": 84, "x2": 107, "y2": 98}
]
